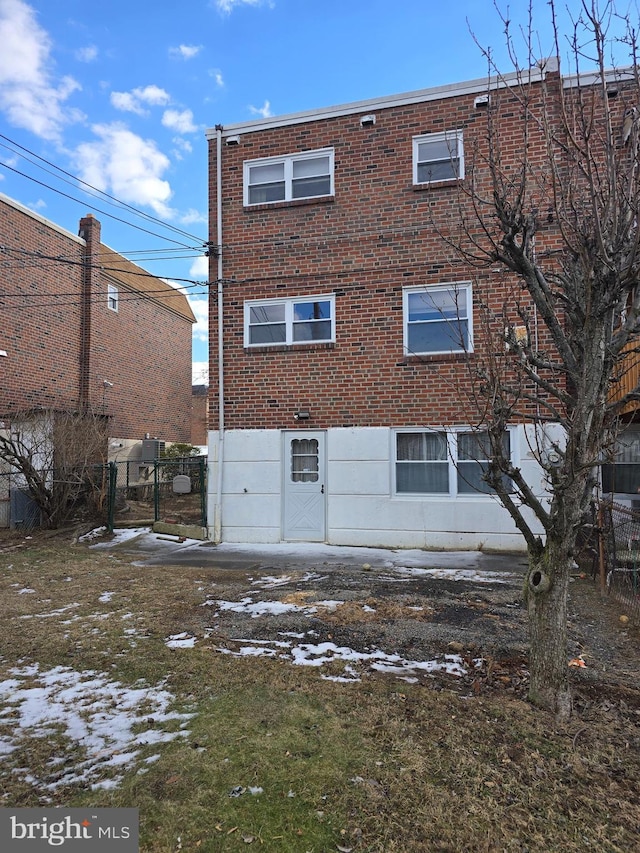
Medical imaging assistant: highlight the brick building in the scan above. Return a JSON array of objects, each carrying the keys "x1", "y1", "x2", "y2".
[
  {"x1": 205, "y1": 61, "x2": 637, "y2": 549},
  {"x1": 0, "y1": 192, "x2": 195, "y2": 525}
]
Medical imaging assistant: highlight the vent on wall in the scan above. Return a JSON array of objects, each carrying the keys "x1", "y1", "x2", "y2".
[{"x1": 140, "y1": 439, "x2": 165, "y2": 463}]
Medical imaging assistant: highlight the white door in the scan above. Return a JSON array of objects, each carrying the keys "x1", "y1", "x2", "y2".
[{"x1": 282, "y1": 431, "x2": 326, "y2": 541}]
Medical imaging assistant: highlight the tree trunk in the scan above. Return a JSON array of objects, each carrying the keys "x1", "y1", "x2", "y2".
[{"x1": 526, "y1": 539, "x2": 572, "y2": 718}]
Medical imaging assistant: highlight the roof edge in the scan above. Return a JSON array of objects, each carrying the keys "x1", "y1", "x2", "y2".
[
  {"x1": 0, "y1": 191, "x2": 84, "y2": 244},
  {"x1": 206, "y1": 64, "x2": 548, "y2": 139}
]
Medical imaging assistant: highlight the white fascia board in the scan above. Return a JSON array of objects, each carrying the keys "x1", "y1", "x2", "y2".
[
  {"x1": 206, "y1": 66, "x2": 547, "y2": 140},
  {"x1": 562, "y1": 64, "x2": 635, "y2": 89}
]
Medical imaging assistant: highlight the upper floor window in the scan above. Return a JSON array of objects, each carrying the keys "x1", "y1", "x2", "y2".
[
  {"x1": 244, "y1": 149, "x2": 334, "y2": 206},
  {"x1": 244, "y1": 295, "x2": 335, "y2": 347},
  {"x1": 107, "y1": 283, "x2": 119, "y2": 312},
  {"x1": 413, "y1": 130, "x2": 464, "y2": 185},
  {"x1": 403, "y1": 283, "x2": 472, "y2": 356}
]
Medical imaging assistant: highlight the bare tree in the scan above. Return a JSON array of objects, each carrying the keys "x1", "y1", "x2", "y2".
[
  {"x1": 446, "y1": 1, "x2": 640, "y2": 716},
  {"x1": 0, "y1": 409, "x2": 109, "y2": 528}
]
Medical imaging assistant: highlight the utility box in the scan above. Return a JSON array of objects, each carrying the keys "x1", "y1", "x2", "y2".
[
  {"x1": 140, "y1": 439, "x2": 165, "y2": 463},
  {"x1": 172, "y1": 474, "x2": 191, "y2": 494}
]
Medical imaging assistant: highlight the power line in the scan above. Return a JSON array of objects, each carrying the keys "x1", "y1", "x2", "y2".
[
  {"x1": 0, "y1": 159, "x2": 202, "y2": 251},
  {"x1": 0, "y1": 244, "x2": 208, "y2": 288},
  {"x1": 0, "y1": 133, "x2": 207, "y2": 245}
]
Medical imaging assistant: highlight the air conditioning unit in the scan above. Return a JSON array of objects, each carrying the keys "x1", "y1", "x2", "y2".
[{"x1": 140, "y1": 439, "x2": 165, "y2": 463}]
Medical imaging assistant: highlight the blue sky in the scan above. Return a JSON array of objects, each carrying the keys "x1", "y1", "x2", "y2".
[{"x1": 0, "y1": 0, "x2": 630, "y2": 383}]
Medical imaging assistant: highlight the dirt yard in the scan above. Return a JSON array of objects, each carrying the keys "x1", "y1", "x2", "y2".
[{"x1": 104, "y1": 529, "x2": 640, "y2": 703}]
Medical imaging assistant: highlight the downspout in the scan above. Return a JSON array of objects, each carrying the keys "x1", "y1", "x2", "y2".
[{"x1": 213, "y1": 125, "x2": 225, "y2": 543}]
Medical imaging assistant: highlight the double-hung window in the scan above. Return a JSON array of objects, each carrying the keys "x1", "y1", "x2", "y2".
[
  {"x1": 395, "y1": 429, "x2": 512, "y2": 496},
  {"x1": 403, "y1": 283, "x2": 472, "y2": 355},
  {"x1": 601, "y1": 429, "x2": 640, "y2": 494},
  {"x1": 245, "y1": 295, "x2": 335, "y2": 347},
  {"x1": 244, "y1": 148, "x2": 334, "y2": 206},
  {"x1": 107, "y1": 283, "x2": 119, "y2": 312},
  {"x1": 413, "y1": 130, "x2": 464, "y2": 185}
]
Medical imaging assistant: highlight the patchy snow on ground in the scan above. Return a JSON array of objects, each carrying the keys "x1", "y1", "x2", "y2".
[
  {"x1": 385, "y1": 567, "x2": 518, "y2": 584},
  {"x1": 215, "y1": 635, "x2": 469, "y2": 684},
  {"x1": 165, "y1": 632, "x2": 197, "y2": 649},
  {"x1": 0, "y1": 664, "x2": 193, "y2": 791}
]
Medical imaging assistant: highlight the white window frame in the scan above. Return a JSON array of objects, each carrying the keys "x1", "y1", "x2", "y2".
[
  {"x1": 412, "y1": 130, "x2": 464, "y2": 185},
  {"x1": 243, "y1": 148, "x2": 334, "y2": 207},
  {"x1": 244, "y1": 294, "x2": 336, "y2": 347},
  {"x1": 107, "y1": 283, "x2": 119, "y2": 312},
  {"x1": 403, "y1": 282, "x2": 473, "y2": 356},
  {"x1": 393, "y1": 427, "x2": 516, "y2": 498}
]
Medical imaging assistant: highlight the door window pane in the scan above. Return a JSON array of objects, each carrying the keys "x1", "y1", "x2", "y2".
[{"x1": 291, "y1": 438, "x2": 319, "y2": 482}]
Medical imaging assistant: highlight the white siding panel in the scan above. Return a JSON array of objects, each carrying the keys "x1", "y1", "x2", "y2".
[
  {"x1": 208, "y1": 425, "x2": 546, "y2": 551},
  {"x1": 329, "y1": 460, "x2": 389, "y2": 496}
]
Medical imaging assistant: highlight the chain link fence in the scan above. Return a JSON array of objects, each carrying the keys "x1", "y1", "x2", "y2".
[
  {"x1": 599, "y1": 500, "x2": 640, "y2": 621},
  {"x1": 0, "y1": 456, "x2": 207, "y2": 533}
]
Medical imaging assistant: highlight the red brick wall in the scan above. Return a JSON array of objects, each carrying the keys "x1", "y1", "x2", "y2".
[
  {"x1": 0, "y1": 201, "x2": 83, "y2": 413},
  {"x1": 1, "y1": 199, "x2": 193, "y2": 442},
  {"x1": 208, "y1": 77, "x2": 566, "y2": 431}
]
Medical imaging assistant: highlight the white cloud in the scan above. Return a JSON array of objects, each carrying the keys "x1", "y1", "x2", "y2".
[
  {"x1": 171, "y1": 137, "x2": 193, "y2": 160},
  {"x1": 76, "y1": 123, "x2": 173, "y2": 218},
  {"x1": 249, "y1": 99, "x2": 272, "y2": 118},
  {"x1": 188, "y1": 295, "x2": 209, "y2": 345},
  {"x1": 216, "y1": 0, "x2": 274, "y2": 13},
  {"x1": 181, "y1": 208, "x2": 207, "y2": 226},
  {"x1": 169, "y1": 44, "x2": 202, "y2": 60},
  {"x1": 162, "y1": 108, "x2": 197, "y2": 134},
  {"x1": 0, "y1": 0, "x2": 82, "y2": 141},
  {"x1": 111, "y1": 84, "x2": 171, "y2": 115},
  {"x1": 189, "y1": 254, "x2": 209, "y2": 278},
  {"x1": 76, "y1": 45, "x2": 98, "y2": 62},
  {"x1": 192, "y1": 361, "x2": 209, "y2": 385},
  {"x1": 210, "y1": 69, "x2": 224, "y2": 88},
  {"x1": 110, "y1": 91, "x2": 146, "y2": 115}
]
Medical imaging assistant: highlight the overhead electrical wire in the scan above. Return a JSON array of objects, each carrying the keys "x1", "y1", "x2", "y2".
[
  {"x1": 0, "y1": 133, "x2": 207, "y2": 247},
  {"x1": 0, "y1": 159, "x2": 205, "y2": 251},
  {"x1": 0, "y1": 245, "x2": 207, "y2": 288}
]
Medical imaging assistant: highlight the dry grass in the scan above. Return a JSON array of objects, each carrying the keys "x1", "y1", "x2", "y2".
[{"x1": 1, "y1": 538, "x2": 639, "y2": 852}]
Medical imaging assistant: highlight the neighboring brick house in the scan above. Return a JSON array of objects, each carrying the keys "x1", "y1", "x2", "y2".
[
  {"x1": 191, "y1": 384, "x2": 209, "y2": 447},
  {"x1": 0, "y1": 192, "x2": 195, "y2": 525},
  {"x1": 205, "y1": 62, "x2": 636, "y2": 549}
]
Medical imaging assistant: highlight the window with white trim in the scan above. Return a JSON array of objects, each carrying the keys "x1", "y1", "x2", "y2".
[
  {"x1": 395, "y1": 429, "x2": 512, "y2": 496},
  {"x1": 403, "y1": 283, "x2": 472, "y2": 355},
  {"x1": 413, "y1": 130, "x2": 464, "y2": 185},
  {"x1": 244, "y1": 148, "x2": 334, "y2": 206},
  {"x1": 107, "y1": 283, "x2": 119, "y2": 312},
  {"x1": 244, "y1": 295, "x2": 335, "y2": 347}
]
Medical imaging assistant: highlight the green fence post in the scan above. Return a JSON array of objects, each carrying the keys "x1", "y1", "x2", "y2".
[
  {"x1": 107, "y1": 462, "x2": 117, "y2": 533},
  {"x1": 154, "y1": 460, "x2": 160, "y2": 522},
  {"x1": 200, "y1": 457, "x2": 207, "y2": 526}
]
